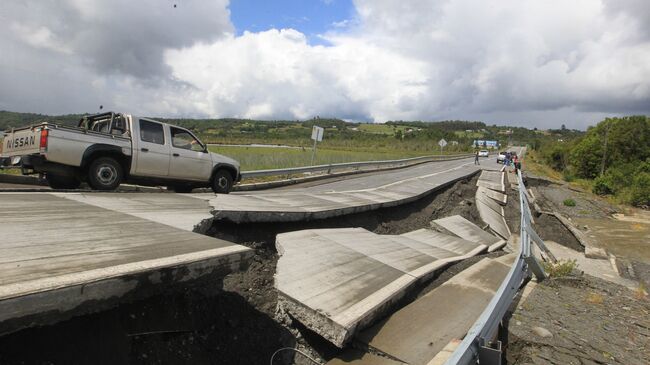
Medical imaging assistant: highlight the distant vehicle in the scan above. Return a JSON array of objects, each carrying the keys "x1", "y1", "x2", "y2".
[
  {"x1": 497, "y1": 151, "x2": 506, "y2": 164},
  {"x1": 478, "y1": 150, "x2": 489, "y2": 157},
  {"x1": 0, "y1": 112, "x2": 240, "y2": 193}
]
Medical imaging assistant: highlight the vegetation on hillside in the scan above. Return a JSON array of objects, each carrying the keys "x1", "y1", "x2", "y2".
[
  {"x1": 0, "y1": 111, "x2": 515, "y2": 153},
  {"x1": 533, "y1": 116, "x2": 650, "y2": 207}
]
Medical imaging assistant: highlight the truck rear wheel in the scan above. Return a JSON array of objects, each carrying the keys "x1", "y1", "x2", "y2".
[
  {"x1": 46, "y1": 174, "x2": 81, "y2": 190},
  {"x1": 211, "y1": 170, "x2": 233, "y2": 194},
  {"x1": 87, "y1": 157, "x2": 123, "y2": 190}
]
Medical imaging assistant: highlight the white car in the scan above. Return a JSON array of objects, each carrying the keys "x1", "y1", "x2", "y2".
[
  {"x1": 1, "y1": 112, "x2": 240, "y2": 193},
  {"x1": 478, "y1": 150, "x2": 489, "y2": 157},
  {"x1": 497, "y1": 151, "x2": 506, "y2": 164}
]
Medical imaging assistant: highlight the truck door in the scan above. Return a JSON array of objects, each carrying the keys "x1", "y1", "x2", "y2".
[
  {"x1": 169, "y1": 126, "x2": 212, "y2": 181},
  {"x1": 134, "y1": 118, "x2": 170, "y2": 177}
]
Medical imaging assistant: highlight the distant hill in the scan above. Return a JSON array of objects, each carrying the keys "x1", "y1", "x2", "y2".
[{"x1": 0, "y1": 110, "x2": 583, "y2": 152}]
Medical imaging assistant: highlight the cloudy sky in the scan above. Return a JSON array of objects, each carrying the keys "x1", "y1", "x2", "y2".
[{"x1": 1, "y1": 0, "x2": 649, "y2": 129}]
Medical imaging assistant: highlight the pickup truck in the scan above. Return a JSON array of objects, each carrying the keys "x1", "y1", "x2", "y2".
[{"x1": 0, "y1": 112, "x2": 240, "y2": 193}]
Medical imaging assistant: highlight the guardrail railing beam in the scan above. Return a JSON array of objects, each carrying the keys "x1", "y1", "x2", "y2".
[{"x1": 240, "y1": 153, "x2": 473, "y2": 179}]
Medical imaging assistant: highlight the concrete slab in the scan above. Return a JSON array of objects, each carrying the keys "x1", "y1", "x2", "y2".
[
  {"x1": 476, "y1": 198, "x2": 511, "y2": 240},
  {"x1": 351, "y1": 257, "x2": 513, "y2": 365},
  {"x1": 0, "y1": 193, "x2": 253, "y2": 335},
  {"x1": 54, "y1": 192, "x2": 214, "y2": 232},
  {"x1": 432, "y1": 215, "x2": 504, "y2": 249},
  {"x1": 544, "y1": 241, "x2": 637, "y2": 289},
  {"x1": 476, "y1": 170, "x2": 505, "y2": 192},
  {"x1": 476, "y1": 191, "x2": 505, "y2": 214},
  {"x1": 209, "y1": 160, "x2": 479, "y2": 223},
  {"x1": 477, "y1": 186, "x2": 507, "y2": 205},
  {"x1": 275, "y1": 226, "x2": 487, "y2": 347},
  {"x1": 506, "y1": 170, "x2": 519, "y2": 188}
]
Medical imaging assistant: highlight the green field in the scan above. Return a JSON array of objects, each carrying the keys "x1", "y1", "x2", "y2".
[
  {"x1": 357, "y1": 124, "x2": 412, "y2": 135},
  {"x1": 208, "y1": 146, "x2": 438, "y2": 171},
  {"x1": 454, "y1": 130, "x2": 484, "y2": 139}
]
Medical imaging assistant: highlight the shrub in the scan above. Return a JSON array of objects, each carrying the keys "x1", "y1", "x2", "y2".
[
  {"x1": 563, "y1": 198, "x2": 576, "y2": 206},
  {"x1": 543, "y1": 259, "x2": 578, "y2": 277},
  {"x1": 593, "y1": 175, "x2": 615, "y2": 195},
  {"x1": 629, "y1": 172, "x2": 650, "y2": 207}
]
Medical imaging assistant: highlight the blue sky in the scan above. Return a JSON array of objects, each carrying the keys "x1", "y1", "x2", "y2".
[{"x1": 228, "y1": 0, "x2": 355, "y2": 44}]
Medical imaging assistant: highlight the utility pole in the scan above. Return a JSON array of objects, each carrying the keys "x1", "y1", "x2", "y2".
[{"x1": 600, "y1": 121, "x2": 611, "y2": 176}]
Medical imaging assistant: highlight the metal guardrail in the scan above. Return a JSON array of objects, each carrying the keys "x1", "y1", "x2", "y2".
[
  {"x1": 444, "y1": 168, "x2": 547, "y2": 365},
  {"x1": 240, "y1": 153, "x2": 473, "y2": 178}
]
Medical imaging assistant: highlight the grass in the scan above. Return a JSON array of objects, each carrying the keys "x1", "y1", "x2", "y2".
[
  {"x1": 356, "y1": 124, "x2": 411, "y2": 135},
  {"x1": 208, "y1": 145, "x2": 439, "y2": 171},
  {"x1": 523, "y1": 150, "x2": 563, "y2": 181},
  {"x1": 453, "y1": 130, "x2": 484, "y2": 139},
  {"x1": 563, "y1": 198, "x2": 576, "y2": 207},
  {"x1": 542, "y1": 259, "x2": 578, "y2": 277},
  {"x1": 0, "y1": 167, "x2": 20, "y2": 175}
]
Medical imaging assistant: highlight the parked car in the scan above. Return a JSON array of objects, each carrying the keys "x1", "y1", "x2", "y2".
[
  {"x1": 478, "y1": 150, "x2": 489, "y2": 157},
  {"x1": 497, "y1": 151, "x2": 506, "y2": 164},
  {"x1": 0, "y1": 112, "x2": 240, "y2": 193}
]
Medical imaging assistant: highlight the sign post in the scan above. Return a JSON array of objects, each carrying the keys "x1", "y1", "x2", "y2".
[
  {"x1": 438, "y1": 138, "x2": 447, "y2": 155},
  {"x1": 311, "y1": 126, "x2": 324, "y2": 165}
]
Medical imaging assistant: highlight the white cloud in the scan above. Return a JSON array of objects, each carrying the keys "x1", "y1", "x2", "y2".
[{"x1": 1, "y1": 0, "x2": 649, "y2": 129}]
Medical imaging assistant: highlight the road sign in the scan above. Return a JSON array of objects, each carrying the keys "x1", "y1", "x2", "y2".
[
  {"x1": 311, "y1": 126, "x2": 324, "y2": 165},
  {"x1": 311, "y1": 126, "x2": 324, "y2": 142},
  {"x1": 438, "y1": 139, "x2": 447, "y2": 147}
]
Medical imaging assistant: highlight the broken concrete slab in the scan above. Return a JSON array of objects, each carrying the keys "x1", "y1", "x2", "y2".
[
  {"x1": 347, "y1": 257, "x2": 513, "y2": 365},
  {"x1": 432, "y1": 215, "x2": 505, "y2": 251},
  {"x1": 0, "y1": 193, "x2": 253, "y2": 335},
  {"x1": 477, "y1": 186, "x2": 507, "y2": 205},
  {"x1": 476, "y1": 198, "x2": 511, "y2": 240},
  {"x1": 209, "y1": 161, "x2": 479, "y2": 223},
  {"x1": 544, "y1": 241, "x2": 637, "y2": 289},
  {"x1": 476, "y1": 190, "x2": 505, "y2": 214},
  {"x1": 275, "y1": 226, "x2": 487, "y2": 347},
  {"x1": 476, "y1": 170, "x2": 505, "y2": 192},
  {"x1": 54, "y1": 192, "x2": 214, "y2": 232},
  {"x1": 585, "y1": 245, "x2": 608, "y2": 260}
]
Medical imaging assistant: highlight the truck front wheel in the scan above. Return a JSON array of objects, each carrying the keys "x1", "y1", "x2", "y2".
[
  {"x1": 88, "y1": 157, "x2": 123, "y2": 190},
  {"x1": 46, "y1": 174, "x2": 81, "y2": 190},
  {"x1": 211, "y1": 170, "x2": 233, "y2": 194}
]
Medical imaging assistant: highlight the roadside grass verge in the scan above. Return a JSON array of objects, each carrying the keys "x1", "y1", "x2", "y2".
[{"x1": 209, "y1": 146, "x2": 449, "y2": 171}]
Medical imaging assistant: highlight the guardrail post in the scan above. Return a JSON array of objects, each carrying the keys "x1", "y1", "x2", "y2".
[{"x1": 478, "y1": 338, "x2": 502, "y2": 365}]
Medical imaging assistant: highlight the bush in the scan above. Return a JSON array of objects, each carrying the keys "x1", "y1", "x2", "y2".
[
  {"x1": 543, "y1": 259, "x2": 578, "y2": 277},
  {"x1": 563, "y1": 198, "x2": 576, "y2": 207},
  {"x1": 544, "y1": 144, "x2": 569, "y2": 171},
  {"x1": 629, "y1": 172, "x2": 650, "y2": 207},
  {"x1": 593, "y1": 176, "x2": 615, "y2": 195}
]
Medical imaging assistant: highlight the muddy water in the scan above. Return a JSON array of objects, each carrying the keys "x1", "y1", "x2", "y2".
[{"x1": 575, "y1": 214, "x2": 650, "y2": 263}]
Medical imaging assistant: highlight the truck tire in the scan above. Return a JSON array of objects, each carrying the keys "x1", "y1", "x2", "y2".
[
  {"x1": 87, "y1": 157, "x2": 123, "y2": 190},
  {"x1": 211, "y1": 169, "x2": 233, "y2": 194},
  {"x1": 46, "y1": 174, "x2": 81, "y2": 190}
]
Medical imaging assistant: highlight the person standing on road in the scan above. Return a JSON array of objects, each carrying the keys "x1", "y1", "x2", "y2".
[
  {"x1": 474, "y1": 150, "x2": 480, "y2": 165},
  {"x1": 513, "y1": 155, "x2": 519, "y2": 173}
]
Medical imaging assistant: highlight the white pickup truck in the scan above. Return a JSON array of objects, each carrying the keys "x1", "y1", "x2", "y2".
[{"x1": 0, "y1": 112, "x2": 240, "y2": 193}]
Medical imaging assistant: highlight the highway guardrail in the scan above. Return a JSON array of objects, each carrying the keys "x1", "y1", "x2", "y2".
[
  {"x1": 444, "y1": 167, "x2": 548, "y2": 365},
  {"x1": 240, "y1": 153, "x2": 473, "y2": 179}
]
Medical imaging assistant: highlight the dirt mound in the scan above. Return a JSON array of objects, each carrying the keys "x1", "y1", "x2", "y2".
[{"x1": 506, "y1": 275, "x2": 650, "y2": 365}]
